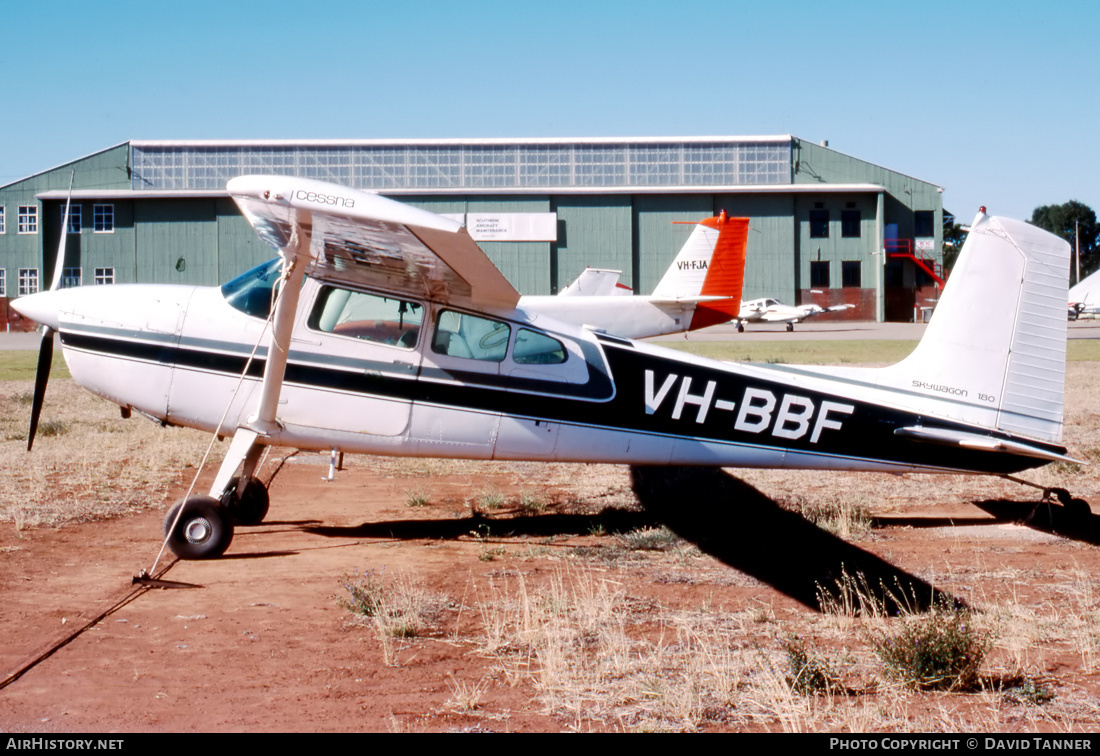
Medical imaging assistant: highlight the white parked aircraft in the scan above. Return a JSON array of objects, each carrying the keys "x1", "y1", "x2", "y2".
[
  {"x1": 558, "y1": 268, "x2": 632, "y2": 297},
  {"x1": 736, "y1": 297, "x2": 856, "y2": 332},
  {"x1": 521, "y1": 212, "x2": 748, "y2": 339},
  {"x1": 12, "y1": 175, "x2": 1085, "y2": 560},
  {"x1": 1068, "y1": 268, "x2": 1100, "y2": 318}
]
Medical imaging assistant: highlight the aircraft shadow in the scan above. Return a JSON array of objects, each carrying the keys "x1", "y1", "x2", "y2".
[
  {"x1": 304, "y1": 466, "x2": 959, "y2": 614},
  {"x1": 629, "y1": 466, "x2": 959, "y2": 614},
  {"x1": 303, "y1": 508, "x2": 657, "y2": 542},
  {"x1": 970, "y1": 499, "x2": 1100, "y2": 546},
  {"x1": 871, "y1": 515, "x2": 1006, "y2": 529}
]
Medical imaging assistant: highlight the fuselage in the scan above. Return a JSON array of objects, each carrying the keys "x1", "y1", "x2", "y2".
[{"x1": 27, "y1": 262, "x2": 1061, "y2": 477}]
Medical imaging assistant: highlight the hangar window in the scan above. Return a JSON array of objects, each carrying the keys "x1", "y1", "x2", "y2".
[
  {"x1": 61, "y1": 268, "x2": 82, "y2": 288},
  {"x1": 0, "y1": 270, "x2": 5, "y2": 296},
  {"x1": 842, "y1": 261, "x2": 861, "y2": 288},
  {"x1": 310, "y1": 286, "x2": 423, "y2": 349},
  {"x1": 0, "y1": 206, "x2": 5, "y2": 234},
  {"x1": 809, "y1": 209, "x2": 829, "y2": 238},
  {"x1": 433, "y1": 310, "x2": 509, "y2": 362},
  {"x1": 93, "y1": 204, "x2": 114, "y2": 233},
  {"x1": 94, "y1": 267, "x2": 115, "y2": 285},
  {"x1": 18, "y1": 268, "x2": 39, "y2": 296},
  {"x1": 64, "y1": 205, "x2": 82, "y2": 233},
  {"x1": 841, "y1": 210, "x2": 861, "y2": 238},
  {"x1": 18, "y1": 206, "x2": 37, "y2": 234},
  {"x1": 810, "y1": 261, "x2": 830, "y2": 288},
  {"x1": 914, "y1": 211, "x2": 935, "y2": 238}
]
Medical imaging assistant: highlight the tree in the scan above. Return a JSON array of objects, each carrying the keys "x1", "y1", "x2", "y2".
[
  {"x1": 1030, "y1": 201, "x2": 1099, "y2": 280},
  {"x1": 942, "y1": 210, "x2": 967, "y2": 274}
]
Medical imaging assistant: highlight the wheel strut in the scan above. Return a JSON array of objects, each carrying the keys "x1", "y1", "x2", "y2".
[{"x1": 999, "y1": 475, "x2": 1092, "y2": 520}]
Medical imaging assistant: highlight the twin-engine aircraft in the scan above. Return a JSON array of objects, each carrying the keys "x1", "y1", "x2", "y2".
[
  {"x1": 735, "y1": 297, "x2": 856, "y2": 332},
  {"x1": 12, "y1": 176, "x2": 1083, "y2": 560}
]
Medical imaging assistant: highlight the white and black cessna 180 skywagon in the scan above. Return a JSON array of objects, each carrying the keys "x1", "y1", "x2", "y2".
[{"x1": 12, "y1": 175, "x2": 1084, "y2": 560}]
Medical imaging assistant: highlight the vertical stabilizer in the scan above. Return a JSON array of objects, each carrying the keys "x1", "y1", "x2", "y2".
[
  {"x1": 651, "y1": 213, "x2": 748, "y2": 331},
  {"x1": 877, "y1": 211, "x2": 1070, "y2": 442}
]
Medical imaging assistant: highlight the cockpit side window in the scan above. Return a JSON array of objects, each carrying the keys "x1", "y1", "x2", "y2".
[
  {"x1": 309, "y1": 286, "x2": 423, "y2": 349},
  {"x1": 514, "y1": 329, "x2": 567, "y2": 365},
  {"x1": 221, "y1": 259, "x2": 282, "y2": 319},
  {"x1": 432, "y1": 310, "x2": 509, "y2": 362}
]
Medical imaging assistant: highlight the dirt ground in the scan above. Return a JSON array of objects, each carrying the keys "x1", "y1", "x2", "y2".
[
  {"x1": 3, "y1": 363, "x2": 1100, "y2": 732},
  {"x1": 3, "y1": 452, "x2": 1100, "y2": 733}
]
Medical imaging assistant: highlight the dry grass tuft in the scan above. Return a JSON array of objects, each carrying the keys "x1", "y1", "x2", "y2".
[{"x1": 0, "y1": 379, "x2": 209, "y2": 529}]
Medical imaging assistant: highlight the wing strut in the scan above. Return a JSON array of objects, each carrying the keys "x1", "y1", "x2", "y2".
[{"x1": 206, "y1": 252, "x2": 307, "y2": 500}]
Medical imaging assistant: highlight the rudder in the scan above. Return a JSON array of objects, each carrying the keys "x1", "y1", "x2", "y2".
[{"x1": 877, "y1": 211, "x2": 1070, "y2": 442}]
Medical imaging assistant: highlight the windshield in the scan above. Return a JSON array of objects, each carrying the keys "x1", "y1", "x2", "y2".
[{"x1": 221, "y1": 259, "x2": 282, "y2": 319}]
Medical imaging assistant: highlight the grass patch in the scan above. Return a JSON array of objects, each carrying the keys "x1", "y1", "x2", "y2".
[
  {"x1": 405, "y1": 488, "x2": 431, "y2": 507},
  {"x1": 656, "y1": 339, "x2": 1100, "y2": 365},
  {"x1": 340, "y1": 569, "x2": 437, "y2": 639},
  {"x1": 475, "y1": 490, "x2": 505, "y2": 511},
  {"x1": 518, "y1": 493, "x2": 548, "y2": 514},
  {"x1": 0, "y1": 378, "x2": 210, "y2": 528},
  {"x1": 869, "y1": 601, "x2": 994, "y2": 691},
  {"x1": 1069, "y1": 340, "x2": 1100, "y2": 362},
  {"x1": 794, "y1": 496, "x2": 873, "y2": 539},
  {"x1": 615, "y1": 526, "x2": 682, "y2": 552},
  {"x1": 659, "y1": 340, "x2": 918, "y2": 365},
  {"x1": 780, "y1": 634, "x2": 840, "y2": 695},
  {"x1": 0, "y1": 350, "x2": 72, "y2": 382}
]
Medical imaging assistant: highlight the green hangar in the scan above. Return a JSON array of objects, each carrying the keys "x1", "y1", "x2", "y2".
[{"x1": 0, "y1": 136, "x2": 943, "y2": 329}]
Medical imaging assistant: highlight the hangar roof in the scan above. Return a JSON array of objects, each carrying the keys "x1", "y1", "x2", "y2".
[{"x1": 36, "y1": 184, "x2": 886, "y2": 200}]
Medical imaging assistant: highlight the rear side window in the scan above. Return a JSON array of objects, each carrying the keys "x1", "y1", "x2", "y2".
[
  {"x1": 432, "y1": 310, "x2": 509, "y2": 362},
  {"x1": 514, "y1": 329, "x2": 566, "y2": 365}
]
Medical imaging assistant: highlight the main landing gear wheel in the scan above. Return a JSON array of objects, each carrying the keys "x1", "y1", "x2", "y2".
[
  {"x1": 786, "y1": 323, "x2": 795, "y2": 332},
  {"x1": 164, "y1": 496, "x2": 234, "y2": 560},
  {"x1": 221, "y1": 476, "x2": 270, "y2": 526},
  {"x1": 736, "y1": 323, "x2": 744, "y2": 333}
]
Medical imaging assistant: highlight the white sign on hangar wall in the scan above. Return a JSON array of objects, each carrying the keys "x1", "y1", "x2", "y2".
[{"x1": 441, "y1": 213, "x2": 558, "y2": 242}]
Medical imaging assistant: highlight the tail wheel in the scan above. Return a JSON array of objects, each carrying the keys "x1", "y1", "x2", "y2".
[
  {"x1": 222, "y1": 476, "x2": 271, "y2": 526},
  {"x1": 1050, "y1": 488, "x2": 1092, "y2": 522},
  {"x1": 164, "y1": 496, "x2": 234, "y2": 560},
  {"x1": 1066, "y1": 498, "x2": 1092, "y2": 521}
]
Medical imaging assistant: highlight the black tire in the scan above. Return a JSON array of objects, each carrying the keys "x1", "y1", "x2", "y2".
[
  {"x1": 222, "y1": 476, "x2": 271, "y2": 526},
  {"x1": 736, "y1": 323, "x2": 744, "y2": 333},
  {"x1": 786, "y1": 322, "x2": 795, "y2": 332},
  {"x1": 164, "y1": 496, "x2": 234, "y2": 560}
]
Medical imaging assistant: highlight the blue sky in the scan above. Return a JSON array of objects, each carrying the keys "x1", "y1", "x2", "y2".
[{"x1": 2, "y1": 0, "x2": 1097, "y2": 222}]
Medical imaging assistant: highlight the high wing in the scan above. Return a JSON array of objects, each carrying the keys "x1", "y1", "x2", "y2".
[{"x1": 227, "y1": 176, "x2": 520, "y2": 312}]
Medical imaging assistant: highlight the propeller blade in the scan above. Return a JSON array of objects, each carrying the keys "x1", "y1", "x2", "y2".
[
  {"x1": 49, "y1": 171, "x2": 75, "y2": 292},
  {"x1": 27, "y1": 171, "x2": 74, "y2": 451},
  {"x1": 27, "y1": 327, "x2": 54, "y2": 451}
]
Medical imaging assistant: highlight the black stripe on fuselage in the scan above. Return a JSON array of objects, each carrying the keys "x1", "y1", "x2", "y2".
[{"x1": 59, "y1": 329, "x2": 1061, "y2": 474}]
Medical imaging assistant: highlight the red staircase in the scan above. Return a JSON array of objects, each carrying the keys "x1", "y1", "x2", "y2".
[{"x1": 886, "y1": 238, "x2": 945, "y2": 286}]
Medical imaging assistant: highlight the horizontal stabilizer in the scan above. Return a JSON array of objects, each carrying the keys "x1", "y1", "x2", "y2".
[
  {"x1": 894, "y1": 426, "x2": 1080, "y2": 464},
  {"x1": 648, "y1": 295, "x2": 733, "y2": 306}
]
